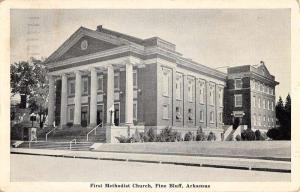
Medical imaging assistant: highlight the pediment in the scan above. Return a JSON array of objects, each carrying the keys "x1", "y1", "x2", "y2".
[
  {"x1": 45, "y1": 27, "x2": 126, "y2": 64},
  {"x1": 55, "y1": 36, "x2": 119, "y2": 62},
  {"x1": 257, "y1": 62, "x2": 272, "y2": 78}
]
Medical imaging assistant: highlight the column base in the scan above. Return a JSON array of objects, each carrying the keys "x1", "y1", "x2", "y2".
[{"x1": 72, "y1": 124, "x2": 82, "y2": 129}]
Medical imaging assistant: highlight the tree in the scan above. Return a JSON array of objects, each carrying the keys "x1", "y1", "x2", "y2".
[
  {"x1": 11, "y1": 58, "x2": 49, "y2": 127},
  {"x1": 270, "y1": 94, "x2": 291, "y2": 140}
]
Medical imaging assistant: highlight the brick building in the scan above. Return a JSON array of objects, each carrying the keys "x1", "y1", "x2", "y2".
[
  {"x1": 44, "y1": 26, "x2": 278, "y2": 141},
  {"x1": 224, "y1": 62, "x2": 279, "y2": 132}
]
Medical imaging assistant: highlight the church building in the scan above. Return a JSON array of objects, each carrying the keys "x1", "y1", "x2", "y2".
[{"x1": 44, "y1": 25, "x2": 278, "y2": 141}]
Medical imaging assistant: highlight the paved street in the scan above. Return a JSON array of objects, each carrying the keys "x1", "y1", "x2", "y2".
[{"x1": 11, "y1": 154, "x2": 290, "y2": 182}]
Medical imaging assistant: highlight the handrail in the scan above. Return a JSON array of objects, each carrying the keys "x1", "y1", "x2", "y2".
[
  {"x1": 86, "y1": 123, "x2": 102, "y2": 141},
  {"x1": 46, "y1": 126, "x2": 57, "y2": 141},
  {"x1": 69, "y1": 138, "x2": 77, "y2": 150}
]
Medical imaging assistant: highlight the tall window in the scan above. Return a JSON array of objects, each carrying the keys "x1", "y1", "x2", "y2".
[
  {"x1": 187, "y1": 77, "x2": 194, "y2": 102},
  {"x1": 218, "y1": 87, "x2": 223, "y2": 107},
  {"x1": 176, "y1": 106, "x2": 182, "y2": 121},
  {"x1": 234, "y1": 94, "x2": 242, "y2": 107},
  {"x1": 271, "y1": 101, "x2": 274, "y2": 111},
  {"x1": 97, "y1": 75, "x2": 103, "y2": 91},
  {"x1": 235, "y1": 79, "x2": 242, "y2": 89},
  {"x1": 162, "y1": 68, "x2": 170, "y2": 97},
  {"x1": 210, "y1": 111, "x2": 214, "y2": 123},
  {"x1": 133, "y1": 101, "x2": 137, "y2": 120},
  {"x1": 258, "y1": 97, "x2": 261, "y2": 108},
  {"x1": 68, "y1": 106, "x2": 74, "y2": 122},
  {"x1": 253, "y1": 114, "x2": 256, "y2": 126},
  {"x1": 255, "y1": 81, "x2": 259, "y2": 90},
  {"x1": 219, "y1": 112, "x2": 223, "y2": 123},
  {"x1": 176, "y1": 73, "x2": 182, "y2": 100},
  {"x1": 268, "y1": 100, "x2": 270, "y2": 110},
  {"x1": 82, "y1": 77, "x2": 88, "y2": 95},
  {"x1": 260, "y1": 83, "x2": 263, "y2": 92},
  {"x1": 199, "y1": 110, "x2": 204, "y2": 122},
  {"x1": 199, "y1": 80, "x2": 205, "y2": 104},
  {"x1": 263, "y1": 99, "x2": 266, "y2": 109},
  {"x1": 162, "y1": 104, "x2": 168, "y2": 119},
  {"x1": 114, "y1": 74, "x2": 119, "y2": 90},
  {"x1": 258, "y1": 115, "x2": 261, "y2": 126},
  {"x1": 68, "y1": 80, "x2": 75, "y2": 95},
  {"x1": 133, "y1": 70, "x2": 137, "y2": 87},
  {"x1": 253, "y1": 96, "x2": 256, "y2": 107},
  {"x1": 209, "y1": 84, "x2": 215, "y2": 106}
]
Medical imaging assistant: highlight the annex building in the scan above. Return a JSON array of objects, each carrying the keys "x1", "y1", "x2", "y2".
[{"x1": 44, "y1": 25, "x2": 279, "y2": 142}]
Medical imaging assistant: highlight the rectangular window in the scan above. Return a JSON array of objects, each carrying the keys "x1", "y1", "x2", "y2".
[
  {"x1": 199, "y1": 81, "x2": 205, "y2": 104},
  {"x1": 162, "y1": 104, "x2": 169, "y2": 119},
  {"x1": 234, "y1": 94, "x2": 242, "y2": 107},
  {"x1": 255, "y1": 81, "x2": 259, "y2": 90},
  {"x1": 162, "y1": 68, "x2": 170, "y2": 97},
  {"x1": 253, "y1": 96, "x2": 256, "y2": 107},
  {"x1": 133, "y1": 70, "x2": 137, "y2": 87},
  {"x1": 219, "y1": 112, "x2": 223, "y2": 123},
  {"x1": 253, "y1": 114, "x2": 256, "y2": 126},
  {"x1": 199, "y1": 110, "x2": 204, "y2": 122},
  {"x1": 268, "y1": 100, "x2": 270, "y2": 110},
  {"x1": 133, "y1": 101, "x2": 137, "y2": 120},
  {"x1": 114, "y1": 74, "x2": 119, "y2": 90},
  {"x1": 68, "y1": 80, "x2": 75, "y2": 95},
  {"x1": 235, "y1": 79, "x2": 242, "y2": 89},
  {"x1": 260, "y1": 84, "x2": 263, "y2": 92},
  {"x1": 209, "y1": 84, "x2": 215, "y2": 106},
  {"x1": 176, "y1": 106, "x2": 182, "y2": 121},
  {"x1": 176, "y1": 73, "x2": 182, "y2": 100},
  {"x1": 210, "y1": 111, "x2": 214, "y2": 123},
  {"x1": 258, "y1": 97, "x2": 261, "y2": 108},
  {"x1": 187, "y1": 77, "x2": 194, "y2": 102},
  {"x1": 219, "y1": 87, "x2": 223, "y2": 107},
  {"x1": 263, "y1": 115, "x2": 266, "y2": 126},
  {"x1": 82, "y1": 77, "x2": 88, "y2": 95},
  {"x1": 97, "y1": 75, "x2": 103, "y2": 91},
  {"x1": 68, "y1": 106, "x2": 74, "y2": 122},
  {"x1": 258, "y1": 115, "x2": 261, "y2": 126},
  {"x1": 271, "y1": 101, "x2": 274, "y2": 111},
  {"x1": 263, "y1": 99, "x2": 266, "y2": 109}
]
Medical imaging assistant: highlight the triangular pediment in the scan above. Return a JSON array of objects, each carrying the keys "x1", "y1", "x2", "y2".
[
  {"x1": 45, "y1": 27, "x2": 127, "y2": 63},
  {"x1": 257, "y1": 62, "x2": 272, "y2": 78}
]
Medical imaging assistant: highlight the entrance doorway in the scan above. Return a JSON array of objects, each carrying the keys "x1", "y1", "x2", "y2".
[
  {"x1": 233, "y1": 117, "x2": 241, "y2": 129},
  {"x1": 97, "y1": 104, "x2": 104, "y2": 125},
  {"x1": 81, "y1": 106, "x2": 89, "y2": 127},
  {"x1": 114, "y1": 103, "x2": 120, "y2": 126}
]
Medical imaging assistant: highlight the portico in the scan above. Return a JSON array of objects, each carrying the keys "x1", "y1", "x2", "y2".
[{"x1": 47, "y1": 59, "x2": 136, "y2": 129}]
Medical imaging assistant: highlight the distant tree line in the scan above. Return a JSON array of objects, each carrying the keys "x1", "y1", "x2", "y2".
[{"x1": 267, "y1": 94, "x2": 291, "y2": 140}]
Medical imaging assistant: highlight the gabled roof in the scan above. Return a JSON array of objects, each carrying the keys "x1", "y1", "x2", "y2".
[{"x1": 44, "y1": 27, "x2": 129, "y2": 64}]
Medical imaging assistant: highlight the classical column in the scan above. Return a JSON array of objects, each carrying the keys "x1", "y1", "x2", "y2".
[
  {"x1": 106, "y1": 65, "x2": 114, "y2": 125},
  {"x1": 89, "y1": 67, "x2": 97, "y2": 127},
  {"x1": 125, "y1": 62, "x2": 133, "y2": 126},
  {"x1": 60, "y1": 74, "x2": 68, "y2": 128},
  {"x1": 47, "y1": 75, "x2": 55, "y2": 127},
  {"x1": 74, "y1": 71, "x2": 82, "y2": 126}
]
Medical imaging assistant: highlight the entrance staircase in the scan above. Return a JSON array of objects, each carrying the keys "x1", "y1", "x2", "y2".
[
  {"x1": 223, "y1": 125, "x2": 243, "y2": 141},
  {"x1": 17, "y1": 141, "x2": 94, "y2": 151},
  {"x1": 37, "y1": 124, "x2": 106, "y2": 142}
]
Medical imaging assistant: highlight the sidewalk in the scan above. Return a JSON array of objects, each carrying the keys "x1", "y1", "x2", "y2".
[{"x1": 11, "y1": 148, "x2": 291, "y2": 173}]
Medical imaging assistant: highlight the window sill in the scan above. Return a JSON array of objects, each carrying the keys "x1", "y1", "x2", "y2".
[
  {"x1": 210, "y1": 122, "x2": 215, "y2": 124},
  {"x1": 199, "y1": 120, "x2": 204, "y2": 123},
  {"x1": 162, "y1": 95, "x2": 170, "y2": 98},
  {"x1": 162, "y1": 118, "x2": 170, "y2": 120}
]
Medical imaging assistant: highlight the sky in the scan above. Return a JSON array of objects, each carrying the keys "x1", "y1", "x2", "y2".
[{"x1": 10, "y1": 9, "x2": 290, "y2": 101}]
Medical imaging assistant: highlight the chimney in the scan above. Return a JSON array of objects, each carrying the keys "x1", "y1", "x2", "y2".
[{"x1": 97, "y1": 25, "x2": 103, "y2": 31}]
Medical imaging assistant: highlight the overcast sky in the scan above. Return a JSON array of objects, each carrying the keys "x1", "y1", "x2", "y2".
[{"x1": 11, "y1": 9, "x2": 290, "y2": 101}]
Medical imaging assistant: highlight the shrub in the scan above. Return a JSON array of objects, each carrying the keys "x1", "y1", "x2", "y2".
[
  {"x1": 195, "y1": 127, "x2": 207, "y2": 141},
  {"x1": 241, "y1": 129, "x2": 256, "y2": 141},
  {"x1": 184, "y1": 131, "x2": 194, "y2": 141},
  {"x1": 267, "y1": 128, "x2": 283, "y2": 140},
  {"x1": 132, "y1": 129, "x2": 142, "y2": 142},
  {"x1": 235, "y1": 135, "x2": 241, "y2": 141},
  {"x1": 255, "y1": 130, "x2": 261, "y2": 140},
  {"x1": 157, "y1": 126, "x2": 181, "y2": 142},
  {"x1": 207, "y1": 132, "x2": 216, "y2": 141},
  {"x1": 115, "y1": 135, "x2": 132, "y2": 143},
  {"x1": 141, "y1": 128, "x2": 157, "y2": 142}
]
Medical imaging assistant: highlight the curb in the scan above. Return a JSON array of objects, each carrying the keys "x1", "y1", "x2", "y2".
[{"x1": 11, "y1": 151, "x2": 291, "y2": 173}]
